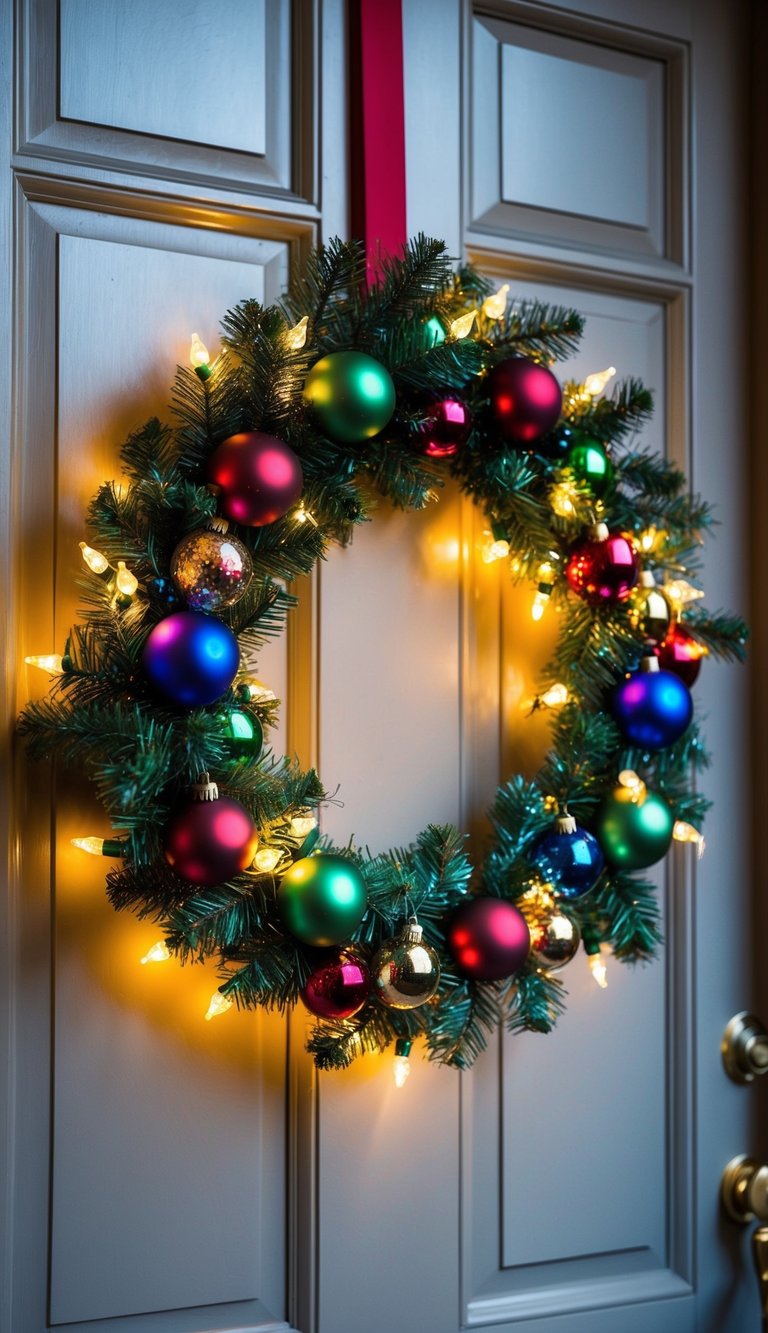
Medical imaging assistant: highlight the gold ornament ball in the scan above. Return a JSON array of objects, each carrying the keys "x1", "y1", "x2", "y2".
[
  {"x1": 171, "y1": 526, "x2": 253, "y2": 612},
  {"x1": 530, "y1": 910, "x2": 581, "y2": 971},
  {"x1": 372, "y1": 921, "x2": 441, "y2": 1010}
]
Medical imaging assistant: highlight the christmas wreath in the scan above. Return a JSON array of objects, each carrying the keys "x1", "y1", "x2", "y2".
[{"x1": 19, "y1": 237, "x2": 747, "y2": 1076}]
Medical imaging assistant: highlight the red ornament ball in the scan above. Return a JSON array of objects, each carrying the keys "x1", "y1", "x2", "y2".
[
  {"x1": 206, "y1": 431, "x2": 303, "y2": 527},
  {"x1": 164, "y1": 796, "x2": 259, "y2": 885},
  {"x1": 301, "y1": 951, "x2": 371, "y2": 1019},
  {"x1": 657, "y1": 623, "x2": 706, "y2": 687},
  {"x1": 447, "y1": 897, "x2": 531, "y2": 982},
  {"x1": 565, "y1": 526, "x2": 639, "y2": 605},
  {"x1": 489, "y1": 357, "x2": 562, "y2": 444},
  {"x1": 417, "y1": 397, "x2": 471, "y2": 459}
]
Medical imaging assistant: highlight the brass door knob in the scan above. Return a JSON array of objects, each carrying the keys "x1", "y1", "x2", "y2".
[
  {"x1": 722, "y1": 1156, "x2": 768, "y2": 1224},
  {"x1": 722, "y1": 1013, "x2": 768, "y2": 1084}
]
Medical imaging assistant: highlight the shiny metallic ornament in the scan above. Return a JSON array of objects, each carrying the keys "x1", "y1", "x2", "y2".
[
  {"x1": 171, "y1": 523, "x2": 253, "y2": 611},
  {"x1": 372, "y1": 920, "x2": 440, "y2": 1010},
  {"x1": 631, "y1": 571, "x2": 671, "y2": 646},
  {"x1": 530, "y1": 909, "x2": 581, "y2": 971}
]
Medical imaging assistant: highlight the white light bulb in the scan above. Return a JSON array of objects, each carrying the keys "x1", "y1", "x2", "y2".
[
  {"x1": 253, "y1": 846, "x2": 282, "y2": 872},
  {"x1": 449, "y1": 310, "x2": 476, "y2": 340},
  {"x1": 393, "y1": 1054, "x2": 411, "y2": 1087},
  {"x1": 71, "y1": 836, "x2": 104, "y2": 855},
  {"x1": 115, "y1": 561, "x2": 138, "y2": 596},
  {"x1": 189, "y1": 333, "x2": 210, "y2": 369},
  {"x1": 285, "y1": 315, "x2": 309, "y2": 350},
  {"x1": 205, "y1": 992, "x2": 233, "y2": 1021},
  {"x1": 589, "y1": 954, "x2": 608, "y2": 989},
  {"x1": 141, "y1": 941, "x2": 171, "y2": 965},
  {"x1": 79, "y1": 541, "x2": 110, "y2": 574},
  {"x1": 583, "y1": 367, "x2": 616, "y2": 397},
  {"x1": 482, "y1": 284, "x2": 509, "y2": 320},
  {"x1": 26, "y1": 654, "x2": 65, "y2": 674}
]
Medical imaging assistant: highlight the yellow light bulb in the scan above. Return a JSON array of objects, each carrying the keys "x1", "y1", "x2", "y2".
[
  {"x1": 673, "y1": 821, "x2": 706, "y2": 857},
  {"x1": 589, "y1": 954, "x2": 609, "y2": 989},
  {"x1": 141, "y1": 941, "x2": 171, "y2": 965},
  {"x1": 294, "y1": 504, "x2": 318, "y2": 527},
  {"x1": 285, "y1": 315, "x2": 309, "y2": 350},
  {"x1": 115, "y1": 561, "x2": 138, "y2": 596},
  {"x1": 482, "y1": 284, "x2": 509, "y2": 320},
  {"x1": 539, "y1": 683, "x2": 569, "y2": 707},
  {"x1": 665, "y1": 579, "x2": 705, "y2": 612},
  {"x1": 204, "y1": 991, "x2": 233, "y2": 1022},
  {"x1": 26, "y1": 654, "x2": 65, "y2": 674},
  {"x1": 70, "y1": 836, "x2": 105, "y2": 855},
  {"x1": 482, "y1": 537, "x2": 510, "y2": 564},
  {"x1": 449, "y1": 310, "x2": 476, "y2": 340},
  {"x1": 639, "y1": 527, "x2": 658, "y2": 554},
  {"x1": 531, "y1": 591, "x2": 549, "y2": 621},
  {"x1": 550, "y1": 481, "x2": 578, "y2": 518},
  {"x1": 189, "y1": 332, "x2": 210, "y2": 369},
  {"x1": 617, "y1": 770, "x2": 646, "y2": 801},
  {"x1": 290, "y1": 813, "x2": 317, "y2": 838},
  {"x1": 79, "y1": 541, "x2": 110, "y2": 574},
  {"x1": 253, "y1": 846, "x2": 282, "y2": 872},
  {"x1": 393, "y1": 1054, "x2": 411, "y2": 1088},
  {"x1": 583, "y1": 366, "x2": 616, "y2": 397}
]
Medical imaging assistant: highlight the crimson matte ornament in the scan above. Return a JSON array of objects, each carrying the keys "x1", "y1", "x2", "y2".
[
  {"x1": 143, "y1": 610, "x2": 239, "y2": 707},
  {"x1": 612, "y1": 656, "x2": 693, "y2": 750},
  {"x1": 302, "y1": 351, "x2": 396, "y2": 444},
  {"x1": 164, "y1": 774, "x2": 258, "y2": 885},
  {"x1": 301, "y1": 951, "x2": 371, "y2": 1019},
  {"x1": 279, "y1": 854, "x2": 367, "y2": 947},
  {"x1": 657, "y1": 623, "x2": 706, "y2": 687},
  {"x1": 489, "y1": 357, "x2": 562, "y2": 444},
  {"x1": 447, "y1": 896, "x2": 530, "y2": 982},
  {"x1": 417, "y1": 397, "x2": 471, "y2": 459},
  {"x1": 170, "y1": 523, "x2": 253, "y2": 611},
  {"x1": 206, "y1": 431, "x2": 303, "y2": 527},
  {"x1": 565, "y1": 522, "x2": 639, "y2": 605}
]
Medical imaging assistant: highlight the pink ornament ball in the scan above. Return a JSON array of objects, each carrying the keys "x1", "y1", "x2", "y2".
[
  {"x1": 447, "y1": 896, "x2": 531, "y2": 982},
  {"x1": 301, "y1": 951, "x2": 371, "y2": 1019},
  {"x1": 206, "y1": 431, "x2": 303, "y2": 527},
  {"x1": 165, "y1": 796, "x2": 259, "y2": 885},
  {"x1": 489, "y1": 357, "x2": 562, "y2": 444}
]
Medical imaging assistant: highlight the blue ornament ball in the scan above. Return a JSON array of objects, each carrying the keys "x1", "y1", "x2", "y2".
[
  {"x1": 531, "y1": 816, "x2": 605, "y2": 900},
  {"x1": 612, "y1": 660, "x2": 693, "y2": 750},
  {"x1": 143, "y1": 610, "x2": 239, "y2": 708}
]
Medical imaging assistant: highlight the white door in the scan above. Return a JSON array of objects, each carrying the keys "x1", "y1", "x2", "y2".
[{"x1": 0, "y1": 3, "x2": 761, "y2": 1333}]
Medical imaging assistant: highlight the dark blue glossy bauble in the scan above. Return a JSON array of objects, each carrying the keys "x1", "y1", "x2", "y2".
[
  {"x1": 143, "y1": 610, "x2": 239, "y2": 708},
  {"x1": 612, "y1": 666, "x2": 693, "y2": 750},
  {"x1": 531, "y1": 823, "x2": 605, "y2": 899}
]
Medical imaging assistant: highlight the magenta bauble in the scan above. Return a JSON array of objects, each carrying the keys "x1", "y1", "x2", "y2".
[
  {"x1": 657, "y1": 623, "x2": 706, "y2": 687},
  {"x1": 447, "y1": 897, "x2": 531, "y2": 981},
  {"x1": 417, "y1": 397, "x2": 471, "y2": 458},
  {"x1": 206, "y1": 431, "x2": 303, "y2": 527},
  {"x1": 488, "y1": 357, "x2": 562, "y2": 444},
  {"x1": 565, "y1": 526, "x2": 639, "y2": 605},
  {"x1": 301, "y1": 951, "x2": 371, "y2": 1019},
  {"x1": 164, "y1": 796, "x2": 259, "y2": 885}
]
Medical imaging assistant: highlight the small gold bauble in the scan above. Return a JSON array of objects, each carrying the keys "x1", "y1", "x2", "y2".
[
  {"x1": 372, "y1": 920, "x2": 441, "y2": 1010},
  {"x1": 530, "y1": 911, "x2": 581, "y2": 971}
]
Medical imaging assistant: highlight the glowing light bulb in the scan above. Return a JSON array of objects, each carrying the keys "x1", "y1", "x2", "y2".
[
  {"x1": 550, "y1": 481, "x2": 578, "y2": 518},
  {"x1": 449, "y1": 310, "x2": 476, "y2": 340},
  {"x1": 253, "y1": 846, "x2": 282, "y2": 872},
  {"x1": 141, "y1": 941, "x2": 171, "y2": 965},
  {"x1": 189, "y1": 333, "x2": 210, "y2": 369},
  {"x1": 290, "y1": 813, "x2": 317, "y2": 838},
  {"x1": 26, "y1": 654, "x2": 65, "y2": 674},
  {"x1": 294, "y1": 504, "x2": 318, "y2": 527},
  {"x1": 115, "y1": 561, "x2": 138, "y2": 596},
  {"x1": 205, "y1": 991, "x2": 233, "y2": 1021},
  {"x1": 665, "y1": 579, "x2": 705, "y2": 612},
  {"x1": 589, "y1": 954, "x2": 609, "y2": 988},
  {"x1": 639, "y1": 527, "x2": 658, "y2": 554},
  {"x1": 393, "y1": 1038, "x2": 412, "y2": 1087},
  {"x1": 673, "y1": 821, "x2": 706, "y2": 857},
  {"x1": 482, "y1": 284, "x2": 509, "y2": 320},
  {"x1": 71, "y1": 836, "x2": 105, "y2": 855},
  {"x1": 285, "y1": 315, "x2": 309, "y2": 350},
  {"x1": 618, "y1": 770, "x2": 647, "y2": 801},
  {"x1": 531, "y1": 591, "x2": 549, "y2": 621},
  {"x1": 482, "y1": 537, "x2": 510, "y2": 564},
  {"x1": 539, "y1": 683, "x2": 569, "y2": 707},
  {"x1": 79, "y1": 541, "x2": 110, "y2": 574},
  {"x1": 583, "y1": 367, "x2": 616, "y2": 397}
]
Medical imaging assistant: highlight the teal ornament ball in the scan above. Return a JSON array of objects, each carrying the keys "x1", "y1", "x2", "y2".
[
  {"x1": 596, "y1": 782, "x2": 674, "y2": 870},
  {"x1": 303, "y1": 351, "x2": 396, "y2": 444},
  {"x1": 278, "y1": 853, "x2": 367, "y2": 946}
]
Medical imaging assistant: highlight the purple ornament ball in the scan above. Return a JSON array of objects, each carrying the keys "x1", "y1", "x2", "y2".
[
  {"x1": 143, "y1": 610, "x2": 240, "y2": 707},
  {"x1": 418, "y1": 397, "x2": 471, "y2": 459},
  {"x1": 301, "y1": 951, "x2": 371, "y2": 1019},
  {"x1": 447, "y1": 897, "x2": 530, "y2": 981}
]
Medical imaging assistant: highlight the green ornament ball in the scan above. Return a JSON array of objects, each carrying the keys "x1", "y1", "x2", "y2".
[
  {"x1": 221, "y1": 708, "x2": 263, "y2": 759},
  {"x1": 422, "y1": 315, "x2": 446, "y2": 349},
  {"x1": 303, "y1": 351, "x2": 396, "y2": 445},
  {"x1": 278, "y1": 853, "x2": 367, "y2": 946},
  {"x1": 567, "y1": 435, "x2": 614, "y2": 498},
  {"x1": 596, "y1": 783, "x2": 674, "y2": 870}
]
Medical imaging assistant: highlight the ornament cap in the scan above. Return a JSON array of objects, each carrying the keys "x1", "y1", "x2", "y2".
[
  {"x1": 640, "y1": 654, "x2": 661, "y2": 673},
  {"x1": 640, "y1": 570, "x2": 656, "y2": 588},
  {"x1": 404, "y1": 918, "x2": 424, "y2": 944},
  {"x1": 208, "y1": 515, "x2": 230, "y2": 534},
  {"x1": 591, "y1": 521, "x2": 609, "y2": 542},
  {"x1": 555, "y1": 813, "x2": 578, "y2": 835},
  {"x1": 192, "y1": 772, "x2": 219, "y2": 802}
]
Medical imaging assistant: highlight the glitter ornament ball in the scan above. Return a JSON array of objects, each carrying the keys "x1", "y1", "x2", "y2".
[
  {"x1": 488, "y1": 357, "x2": 563, "y2": 444},
  {"x1": 417, "y1": 397, "x2": 471, "y2": 459},
  {"x1": 565, "y1": 523, "x2": 639, "y2": 605},
  {"x1": 596, "y1": 781, "x2": 674, "y2": 870},
  {"x1": 372, "y1": 920, "x2": 441, "y2": 1010},
  {"x1": 657, "y1": 623, "x2": 706, "y2": 687},
  {"x1": 301, "y1": 951, "x2": 371, "y2": 1020},
  {"x1": 278, "y1": 854, "x2": 367, "y2": 947},
  {"x1": 302, "y1": 351, "x2": 396, "y2": 444},
  {"x1": 631, "y1": 572, "x2": 671, "y2": 646},
  {"x1": 164, "y1": 782, "x2": 259, "y2": 885},
  {"x1": 529, "y1": 909, "x2": 581, "y2": 971},
  {"x1": 566, "y1": 434, "x2": 614, "y2": 498},
  {"x1": 171, "y1": 524, "x2": 253, "y2": 611},
  {"x1": 612, "y1": 657, "x2": 693, "y2": 750},
  {"x1": 143, "y1": 610, "x2": 239, "y2": 707},
  {"x1": 447, "y1": 897, "x2": 530, "y2": 982},
  {"x1": 530, "y1": 814, "x2": 605, "y2": 900},
  {"x1": 206, "y1": 431, "x2": 303, "y2": 527}
]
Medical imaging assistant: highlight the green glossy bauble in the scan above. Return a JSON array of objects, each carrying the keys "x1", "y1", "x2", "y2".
[
  {"x1": 566, "y1": 435, "x2": 614, "y2": 498},
  {"x1": 221, "y1": 708, "x2": 263, "y2": 759},
  {"x1": 303, "y1": 351, "x2": 396, "y2": 445},
  {"x1": 596, "y1": 784, "x2": 674, "y2": 870},
  {"x1": 278, "y1": 853, "x2": 367, "y2": 946}
]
